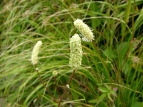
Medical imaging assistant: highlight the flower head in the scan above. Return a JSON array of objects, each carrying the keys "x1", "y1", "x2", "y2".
[
  {"x1": 31, "y1": 41, "x2": 42, "y2": 65},
  {"x1": 69, "y1": 34, "x2": 82, "y2": 69},
  {"x1": 74, "y1": 19, "x2": 94, "y2": 42}
]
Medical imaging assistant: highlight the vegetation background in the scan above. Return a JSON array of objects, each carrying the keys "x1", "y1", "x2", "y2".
[{"x1": 0, "y1": 0, "x2": 143, "y2": 107}]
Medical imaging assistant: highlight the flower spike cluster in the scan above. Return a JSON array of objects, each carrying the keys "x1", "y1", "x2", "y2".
[
  {"x1": 74, "y1": 19, "x2": 94, "y2": 42},
  {"x1": 31, "y1": 41, "x2": 42, "y2": 65},
  {"x1": 69, "y1": 34, "x2": 82, "y2": 69}
]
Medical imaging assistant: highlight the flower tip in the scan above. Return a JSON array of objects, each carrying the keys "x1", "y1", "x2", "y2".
[{"x1": 37, "y1": 41, "x2": 42, "y2": 45}]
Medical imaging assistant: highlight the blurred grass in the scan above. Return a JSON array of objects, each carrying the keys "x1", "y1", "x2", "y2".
[{"x1": 0, "y1": 0, "x2": 143, "y2": 107}]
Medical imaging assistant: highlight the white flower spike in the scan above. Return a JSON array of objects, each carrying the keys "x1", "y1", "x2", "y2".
[
  {"x1": 69, "y1": 34, "x2": 82, "y2": 69},
  {"x1": 74, "y1": 19, "x2": 94, "y2": 42},
  {"x1": 31, "y1": 41, "x2": 42, "y2": 65}
]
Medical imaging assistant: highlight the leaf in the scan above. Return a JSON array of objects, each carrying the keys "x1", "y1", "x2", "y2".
[
  {"x1": 88, "y1": 99, "x2": 98, "y2": 104},
  {"x1": 110, "y1": 90, "x2": 117, "y2": 97},
  {"x1": 134, "y1": 8, "x2": 143, "y2": 31},
  {"x1": 24, "y1": 84, "x2": 43, "y2": 105},
  {"x1": 131, "y1": 102, "x2": 143, "y2": 107},
  {"x1": 103, "y1": 48, "x2": 116, "y2": 59},
  {"x1": 96, "y1": 94, "x2": 107, "y2": 104},
  {"x1": 116, "y1": 42, "x2": 130, "y2": 68},
  {"x1": 104, "y1": 84, "x2": 112, "y2": 91},
  {"x1": 107, "y1": 93, "x2": 113, "y2": 102},
  {"x1": 98, "y1": 87, "x2": 109, "y2": 93}
]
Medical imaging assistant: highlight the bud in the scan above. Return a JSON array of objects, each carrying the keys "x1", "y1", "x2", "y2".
[
  {"x1": 69, "y1": 34, "x2": 82, "y2": 69},
  {"x1": 66, "y1": 84, "x2": 70, "y2": 89},
  {"x1": 36, "y1": 68, "x2": 39, "y2": 71},
  {"x1": 31, "y1": 41, "x2": 42, "y2": 65},
  {"x1": 53, "y1": 71, "x2": 58, "y2": 77},
  {"x1": 70, "y1": 3, "x2": 78, "y2": 9},
  {"x1": 74, "y1": 19, "x2": 94, "y2": 42},
  {"x1": 132, "y1": 56, "x2": 140, "y2": 64}
]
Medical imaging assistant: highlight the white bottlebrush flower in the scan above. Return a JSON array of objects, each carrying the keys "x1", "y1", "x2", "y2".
[
  {"x1": 69, "y1": 34, "x2": 82, "y2": 69},
  {"x1": 31, "y1": 41, "x2": 42, "y2": 65},
  {"x1": 74, "y1": 19, "x2": 94, "y2": 42}
]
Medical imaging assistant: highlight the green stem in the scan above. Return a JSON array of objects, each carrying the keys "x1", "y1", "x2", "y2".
[
  {"x1": 58, "y1": 69, "x2": 76, "y2": 107},
  {"x1": 35, "y1": 67, "x2": 55, "y2": 100}
]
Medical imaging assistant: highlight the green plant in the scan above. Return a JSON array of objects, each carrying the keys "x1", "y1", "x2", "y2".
[{"x1": 0, "y1": 0, "x2": 143, "y2": 107}]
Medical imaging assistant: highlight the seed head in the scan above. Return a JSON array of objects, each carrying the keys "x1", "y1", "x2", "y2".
[
  {"x1": 69, "y1": 34, "x2": 82, "y2": 69},
  {"x1": 31, "y1": 41, "x2": 42, "y2": 65},
  {"x1": 74, "y1": 19, "x2": 94, "y2": 42}
]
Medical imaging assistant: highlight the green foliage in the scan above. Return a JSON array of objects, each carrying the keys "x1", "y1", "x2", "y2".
[{"x1": 0, "y1": 0, "x2": 143, "y2": 107}]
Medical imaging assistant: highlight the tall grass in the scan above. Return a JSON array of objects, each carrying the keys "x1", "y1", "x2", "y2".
[{"x1": 0, "y1": 0, "x2": 143, "y2": 107}]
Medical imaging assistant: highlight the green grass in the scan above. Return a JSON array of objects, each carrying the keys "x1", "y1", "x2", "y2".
[{"x1": 0, "y1": 0, "x2": 143, "y2": 107}]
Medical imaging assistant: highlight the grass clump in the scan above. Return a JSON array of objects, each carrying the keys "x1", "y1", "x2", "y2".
[{"x1": 0, "y1": 0, "x2": 143, "y2": 107}]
